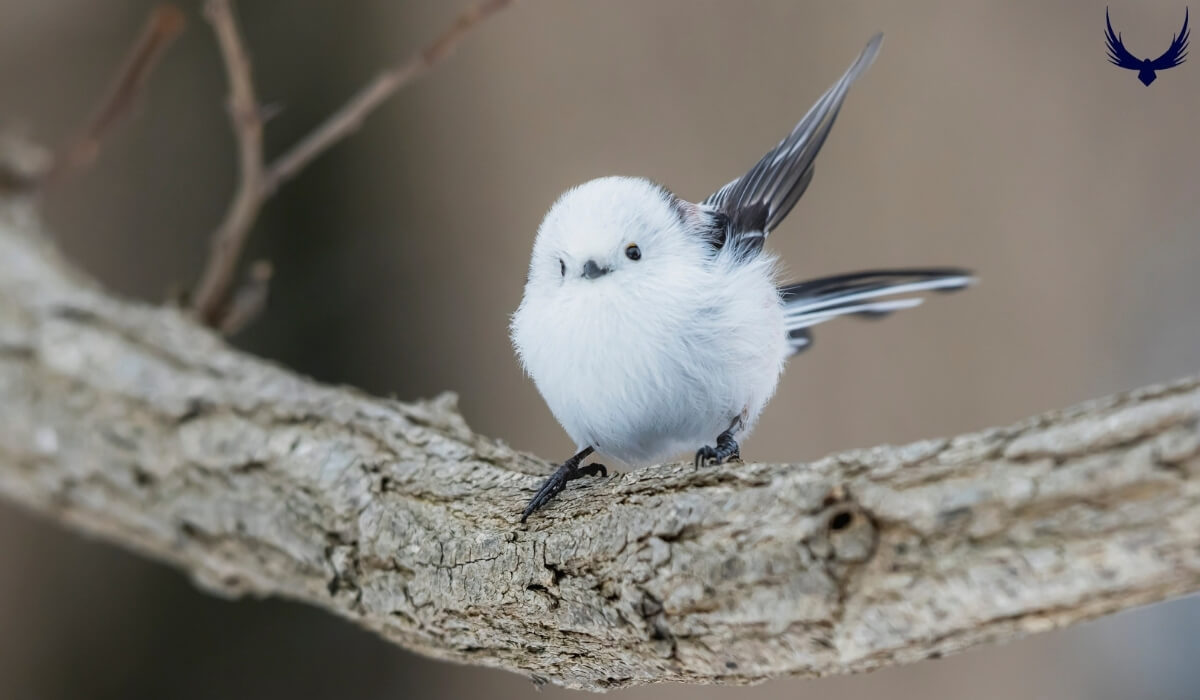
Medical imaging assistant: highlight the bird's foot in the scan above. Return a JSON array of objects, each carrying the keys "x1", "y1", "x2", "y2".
[
  {"x1": 521, "y1": 450, "x2": 607, "y2": 522},
  {"x1": 694, "y1": 431, "x2": 740, "y2": 467}
]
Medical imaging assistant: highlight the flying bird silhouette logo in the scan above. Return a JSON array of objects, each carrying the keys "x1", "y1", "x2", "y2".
[{"x1": 1106, "y1": 7, "x2": 1190, "y2": 85}]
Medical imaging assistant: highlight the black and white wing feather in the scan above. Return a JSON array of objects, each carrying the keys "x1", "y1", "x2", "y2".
[
  {"x1": 701, "y1": 33, "x2": 883, "y2": 260},
  {"x1": 781, "y1": 268, "x2": 974, "y2": 354}
]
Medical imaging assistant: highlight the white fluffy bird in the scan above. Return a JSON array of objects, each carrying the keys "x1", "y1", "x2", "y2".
[{"x1": 511, "y1": 34, "x2": 972, "y2": 521}]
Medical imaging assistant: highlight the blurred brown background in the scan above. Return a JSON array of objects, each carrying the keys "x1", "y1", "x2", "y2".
[{"x1": 1, "y1": 0, "x2": 1198, "y2": 698}]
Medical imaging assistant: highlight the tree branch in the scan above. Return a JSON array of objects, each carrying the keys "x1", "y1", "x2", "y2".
[
  {"x1": 0, "y1": 201, "x2": 1196, "y2": 691},
  {"x1": 189, "y1": 0, "x2": 514, "y2": 328},
  {"x1": 188, "y1": 0, "x2": 264, "y2": 328},
  {"x1": 261, "y1": 0, "x2": 516, "y2": 195},
  {"x1": 41, "y1": 5, "x2": 185, "y2": 188}
]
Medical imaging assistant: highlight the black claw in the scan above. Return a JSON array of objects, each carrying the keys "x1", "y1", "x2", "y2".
[
  {"x1": 575, "y1": 463, "x2": 607, "y2": 478},
  {"x1": 521, "y1": 447, "x2": 605, "y2": 522},
  {"x1": 694, "y1": 430, "x2": 741, "y2": 467}
]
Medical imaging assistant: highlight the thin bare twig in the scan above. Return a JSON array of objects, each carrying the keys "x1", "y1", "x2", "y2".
[
  {"x1": 217, "y1": 259, "x2": 273, "y2": 335},
  {"x1": 190, "y1": 0, "x2": 514, "y2": 328},
  {"x1": 190, "y1": 0, "x2": 265, "y2": 326},
  {"x1": 263, "y1": 0, "x2": 516, "y2": 194},
  {"x1": 42, "y1": 5, "x2": 185, "y2": 188}
]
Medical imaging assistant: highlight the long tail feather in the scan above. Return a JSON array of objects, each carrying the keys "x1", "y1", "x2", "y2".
[{"x1": 781, "y1": 268, "x2": 973, "y2": 354}]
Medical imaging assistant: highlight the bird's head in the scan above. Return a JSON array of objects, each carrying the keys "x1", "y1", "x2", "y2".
[{"x1": 526, "y1": 176, "x2": 708, "y2": 295}]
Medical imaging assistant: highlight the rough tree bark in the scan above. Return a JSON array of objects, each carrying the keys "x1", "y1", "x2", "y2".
[{"x1": 0, "y1": 196, "x2": 1196, "y2": 691}]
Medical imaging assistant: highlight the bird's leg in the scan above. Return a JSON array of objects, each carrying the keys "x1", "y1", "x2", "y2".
[
  {"x1": 521, "y1": 446, "x2": 607, "y2": 522},
  {"x1": 695, "y1": 414, "x2": 744, "y2": 467}
]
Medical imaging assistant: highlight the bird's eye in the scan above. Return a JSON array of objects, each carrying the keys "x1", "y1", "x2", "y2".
[
  {"x1": 625, "y1": 244, "x2": 642, "y2": 261},
  {"x1": 559, "y1": 258, "x2": 565, "y2": 277}
]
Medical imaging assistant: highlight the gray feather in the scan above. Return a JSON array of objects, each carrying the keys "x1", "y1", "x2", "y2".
[{"x1": 702, "y1": 33, "x2": 883, "y2": 260}]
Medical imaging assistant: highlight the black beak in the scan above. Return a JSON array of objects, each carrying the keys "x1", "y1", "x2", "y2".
[{"x1": 581, "y1": 259, "x2": 610, "y2": 279}]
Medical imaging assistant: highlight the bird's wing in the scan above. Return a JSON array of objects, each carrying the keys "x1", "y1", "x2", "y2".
[
  {"x1": 780, "y1": 268, "x2": 973, "y2": 355},
  {"x1": 1106, "y1": 8, "x2": 1145, "y2": 69},
  {"x1": 700, "y1": 33, "x2": 882, "y2": 261},
  {"x1": 1150, "y1": 8, "x2": 1189, "y2": 69}
]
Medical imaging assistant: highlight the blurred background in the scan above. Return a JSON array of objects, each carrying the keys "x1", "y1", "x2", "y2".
[{"x1": 1, "y1": 0, "x2": 1198, "y2": 698}]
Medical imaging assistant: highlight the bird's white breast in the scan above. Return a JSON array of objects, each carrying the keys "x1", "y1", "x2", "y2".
[{"x1": 512, "y1": 252, "x2": 788, "y2": 466}]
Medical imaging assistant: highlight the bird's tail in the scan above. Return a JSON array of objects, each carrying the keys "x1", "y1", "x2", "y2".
[{"x1": 781, "y1": 268, "x2": 973, "y2": 354}]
